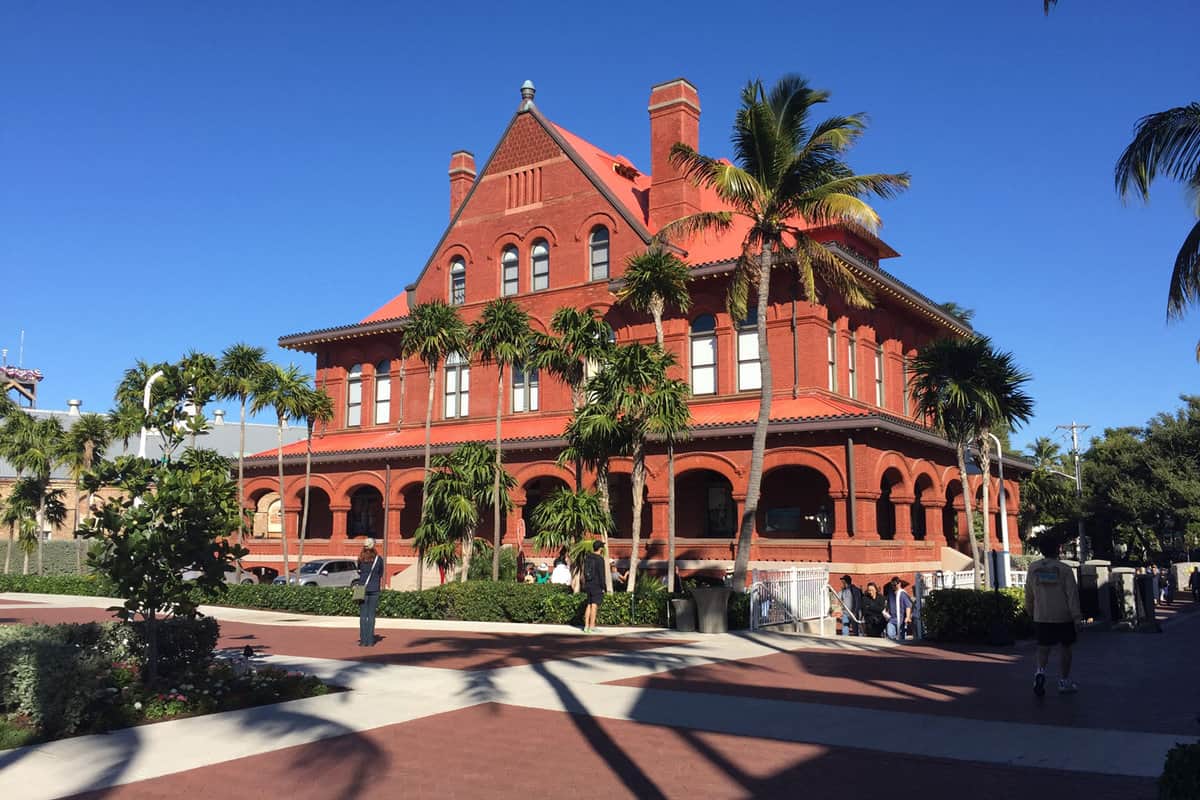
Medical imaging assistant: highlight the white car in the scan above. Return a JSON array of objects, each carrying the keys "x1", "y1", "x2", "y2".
[
  {"x1": 182, "y1": 564, "x2": 256, "y2": 585},
  {"x1": 273, "y1": 558, "x2": 362, "y2": 587}
]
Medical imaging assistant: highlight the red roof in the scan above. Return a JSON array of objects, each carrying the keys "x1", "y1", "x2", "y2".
[
  {"x1": 551, "y1": 123, "x2": 651, "y2": 227},
  {"x1": 361, "y1": 292, "x2": 409, "y2": 324},
  {"x1": 249, "y1": 394, "x2": 873, "y2": 460}
]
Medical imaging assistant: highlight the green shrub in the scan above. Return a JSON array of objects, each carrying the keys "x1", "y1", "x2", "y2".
[
  {"x1": 0, "y1": 540, "x2": 91, "y2": 577},
  {"x1": 466, "y1": 543, "x2": 518, "y2": 582},
  {"x1": 1160, "y1": 743, "x2": 1200, "y2": 800},
  {"x1": 920, "y1": 588, "x2": 1032, "y2": 642},
  {"x1": 0, "y1": 624, "x2": 107, "y2": 737},
  {"x1": 727, "y1": 591, "x2": 750, "y2": 630},
  {"x1": 0, "y1": 573, "x2": 115, "y2": 596}
]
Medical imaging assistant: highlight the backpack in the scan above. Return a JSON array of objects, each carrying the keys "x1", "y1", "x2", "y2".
[{"x1": 583, "y1": 553, "x2": 602, "y2": 585}]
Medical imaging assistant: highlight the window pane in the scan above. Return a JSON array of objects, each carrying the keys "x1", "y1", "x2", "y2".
[
  {"x1": 348, "y1": 382, "x2": 362, "y2": 404},
  {"x1": 691, "y1": 336, "x2": 715, "y2": 366},
  {"x1": 531, "y1": 241, "x2": 549, "y2": 291},
  {"x1": 502, "y1": 248, "x2": 519, "y2": 296},
  {"x1": 739, "y1": 361, "x2": 762, "y2": 391},
  {"x1": 529, "y1": 381, "x2": 539, "y2": 411},
  {"x1": 590, "y1": 228, "x2": 609, "y2": 281},
  {"x1": 459, "y1": 366, "x2": 469, "y2": 392},
  {"x1": 347, "y1": 404, "x2": 361, "y2": 427},
  {"x1": 692, "y1": 365, "x2": 715, "y2": 395},
  {"x1": 444, "y1": 392, "x2": 456, "y2": 418}
]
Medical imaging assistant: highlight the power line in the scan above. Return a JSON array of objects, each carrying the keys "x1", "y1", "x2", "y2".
[{"x1": 1055, "y1": 421, "x2": 1090, "y2": 561}]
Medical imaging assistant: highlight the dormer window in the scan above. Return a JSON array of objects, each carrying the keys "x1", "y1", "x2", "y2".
[
  {"x1": 589, "y1": 227, "x2": 610, "y2": 281},
  {"x1": 531, "y1": 240, "x2": 549, "y2": 291},
  {"x1": 502, "y1": 246, "x2": 519, "y2": 296},
  {"x1": 450, "y1": 258, "x2": 466, "y2": 305}
]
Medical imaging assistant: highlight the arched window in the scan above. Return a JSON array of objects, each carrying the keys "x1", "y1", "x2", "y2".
[
  {"x1": 449, "y1": 258, "x2": 466, "y2": 305},
  {"x1": 444, "y1": 351, "x2": 469, "y2": 418},
  {"x1": 737, "y1": 308, "x2": 761, "y2": 391},
  {"x1": 374, "y1": 359, "x2": 391, "y2": 424},
  {"x1": 346, "y1": 363, "x2": 363, "y2": 427},
  {"x1": 690, "y1": 314, "x2": 717, "y2": 395},
  {"x1": 502, "y1": 246, "x2": 519, "y2": 296},
  {"x1": 512, "y1": 363, "x2": 539, "y2": 412},
  {"x1": 531, "y1": 239, "x2": 549, "y2": 291},
  {"x1": 589, "y1": 226, "x2": 610, "y2": 281}
]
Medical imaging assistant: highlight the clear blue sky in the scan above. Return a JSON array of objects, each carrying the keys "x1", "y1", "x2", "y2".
[{"x1": 3, "y1": 0, "x2": 1197, "y2": 452}]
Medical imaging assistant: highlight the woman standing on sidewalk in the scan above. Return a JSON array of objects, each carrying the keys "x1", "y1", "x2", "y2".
[{"x1": 356, "y1": 538, "x2": 384, "y2": 647}]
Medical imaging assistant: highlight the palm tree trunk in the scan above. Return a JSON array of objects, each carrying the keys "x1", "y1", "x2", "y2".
[
  {"x1": 598, "y1": 462, "x2": 613, "y2": 593},
  {"x1": 36, "y1": 502, "x2": 45, "y2": 577},
  {"x1": 236, "y1": 396, "x2": 247, "y2": 582},
  {"x1": 979, "y1": 435, "x2": 993, "y2": 589},
  {"x1": 958, "y1": 445, "x2": 983, "y2": 590},
  {"x1": 4, "y1": 523, "x2": 12, "y2": 575},
  {"x1": 418, "y1": 363, "x2": 436, "y2": 591},
  {"x1": 732, "y1": 244, "x2": 774, "y2": 591},
  {"x1": 628, "y1": 441, "x2": 645, "y2": 594},
  {"x1": 460, "y1": 530, "x2": 473, "y2": 582},
  {"x1": 667, "y1": 440, "x2": 677, "y2": 593},
  {"x1": 72, "y1": 487, "x2": 82, "y2": 574},
  {"x1": 299, "y1": 427, "x2": 313, "y2": 573},
  {"x1": 650, "y1": 295, "x2": 665, "y2": 350},
  {"x1": 398, "y1": 362, "x2": 407, "y2": 426},
  {"x1": 276, "y1": 421, "x2": 289, "y2": 582},
  {"x1": 492, "y1": 364, "x2": 504, "y2": 581}
]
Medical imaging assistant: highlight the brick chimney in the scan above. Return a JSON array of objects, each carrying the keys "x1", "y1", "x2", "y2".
[
  {"x1": 648, "y1": 78, "x2": 701, "y2": 231},
  {"x1": 449, "y1": 150, "x2": 476, "y2": 218}
]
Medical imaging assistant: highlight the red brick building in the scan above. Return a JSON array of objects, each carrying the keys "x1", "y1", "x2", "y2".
[{"x1": 243, "y1": 78, "x2": 1023, "y2": 588}]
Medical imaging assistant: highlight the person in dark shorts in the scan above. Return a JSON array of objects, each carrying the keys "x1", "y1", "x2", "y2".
[
  {"x1": 1024, "y1": 538, "x2": 1082, "y2": 696},
  {"x1": 582, "y1": 539, "x2": 606, "y2": 633}
]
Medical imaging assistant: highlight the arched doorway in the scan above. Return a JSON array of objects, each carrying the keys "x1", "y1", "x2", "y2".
[
  {"x1": 251, "y1": 490, "x2": 281, "y2": 539},
  {"x1": 675, "y1": 469, "x2": 735, "y2": 538},
  {"x1": 347, "y1": 486, "x2": 383, "y2": 540},
  {"x1": 522, "y1": 477, "x2": 569, "y2": 539},
  {"x1": 759, "y1": 466, "x2": 833, "y2": 538},
  {"x1": 608, "y1": 473, "x2": 653, "y2": 539},
  {"x1": 876, "y1": 468, "x2": 904, "y2": 540},
  {"x1": 912, "y1": 475, "x2": 934, "y2": 541},
  {"x1": 398, "y1": 484, "x2": 423, "y2": 539},
  {"x1": 296, "y1": 487, "x2": 333, "y2": 540}
]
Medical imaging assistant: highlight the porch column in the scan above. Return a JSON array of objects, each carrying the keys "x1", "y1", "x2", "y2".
[
  {"x1": 646, "y1": 495, "x2": 668, "y2": 564},
  {"x1": 330, "y1": 504, "x2": 350, "y2": 542},
  {"x1": 830, "y1": 491, "x2": 851, "y2": 539},
  {"x1": 504, "y1": 498, "x2": 526, "y2": 547},
  {"x1": 386, "y1": 506, "x2": 403, "y2": 543},
  {"x1": 924, "y1": 501, "x2": 945, "y2": 543},
  {"x1": 891, "y1": 493, "x2": 914, "y2": 541},
  {"x1": 952, "y1": 496, "x2": 968, "y2": 549},
  {"x1": 284, "y1": 508, "x2": 301, "y2": 540},
  {"x1": 732, "y1": 493, "x2": 750, "y2": 541},
  {"x1": 855, "y1": 492, "x2": 881, "y2": 540}
]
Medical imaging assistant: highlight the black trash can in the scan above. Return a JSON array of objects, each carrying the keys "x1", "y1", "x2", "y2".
[
  {"x1": 692, "y1": 587, "x2": 731, "y2": 634},
  {"x1": 671, "y1": 598, "x2": 697, "y2": 632}
]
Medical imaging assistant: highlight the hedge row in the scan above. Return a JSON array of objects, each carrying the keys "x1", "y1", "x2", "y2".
[
  {"x1": 0, "y1": 574, "x2": 751, "y2": 630},
  {"x1": 0, "y1": 541, "x2": 92, "y2": 577},
  {"x1": 920, "y1": 588, "x2": 1033, "y2": 642}
]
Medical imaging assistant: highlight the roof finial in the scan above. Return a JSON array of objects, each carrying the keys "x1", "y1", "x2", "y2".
[{"x1": 520, "y1": 80, "x2": 536, "y2": 111}]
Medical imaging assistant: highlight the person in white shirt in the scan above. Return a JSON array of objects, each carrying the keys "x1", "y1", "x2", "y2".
[{"x1": 550, "y1": 557, "x2": 571, "y2": 586}]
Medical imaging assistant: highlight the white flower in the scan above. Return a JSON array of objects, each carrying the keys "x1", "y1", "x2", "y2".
[{"x1": 133, "y1": 701, "x2": 143, "y2": 710}]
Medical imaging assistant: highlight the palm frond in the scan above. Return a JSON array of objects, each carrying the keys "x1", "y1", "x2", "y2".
[
  {"x1": 1167, "y1": 218, "x2": 1200, "y2": 318},
  {"x1": 656, "y1": 210, "x2": 735, "y2": 246},
  {"x1": 1115, "y1": 103, "x2": 1200, "y2": 201}
]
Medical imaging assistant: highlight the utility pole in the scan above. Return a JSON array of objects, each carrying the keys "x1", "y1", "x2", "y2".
[{"x1": 1056, "y1": 421, "x2": 1090, "y2": 562}]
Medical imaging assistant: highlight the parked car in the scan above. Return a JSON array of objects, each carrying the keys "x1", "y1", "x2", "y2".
[
  {"x1": 273, "y1": 558, "x2": 362, "y2": 587},
  {"x1": 182, "y1": 564, "x2": 256, "y2": 585}
]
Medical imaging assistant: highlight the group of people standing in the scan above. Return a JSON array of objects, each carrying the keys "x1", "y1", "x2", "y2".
[{"x1": 836, "y1": 575, "x2": 914, "y2": 641}]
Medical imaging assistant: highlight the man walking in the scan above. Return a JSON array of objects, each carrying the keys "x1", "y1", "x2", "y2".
[
  {"x1": 884, "y1": 577, "x2": 913, "y2": 642},
  {"x1": 581, "y1": 539, "x2": 606, "y2": 634},
  {"x1": 838, "y1": 575, "x2": 863, "y2": 636},
  {"x1": 1189, "y1": 567, "x2": 1200, "y2": 603},
  {"x1": 1025, "y1": 538, "x2": 1082, "y2": 696}
]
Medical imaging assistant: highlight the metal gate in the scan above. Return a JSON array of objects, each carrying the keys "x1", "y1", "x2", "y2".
[{"x1": 750, "y1": 566, "x2": 831, "y2": 632}]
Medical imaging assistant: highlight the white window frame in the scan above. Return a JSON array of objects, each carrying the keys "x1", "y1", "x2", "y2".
[
  {"x1": 847, "y1": 334, "x2": 858, "y2": 400},
  {"x1": 736, "y1": 309, "x2": 761, "y2": 392},
  {"x1": 374, "y1": 359, "x2": 391, "y2": 425},
  {"x1": 502, "y1": 246, "x2": 519, "y2": 296},
  {"x1": 531, "y1": 240, "x2": 549, "y2": 292},
  {"x1": 444, "y1": 352, "x2": 469, "y2": 418},
  {"x1": 512, "y1": 363, "x2": 539, "y2": 413},
  {"x1": 589, "y1": 227, "x2": 609, "y2": 281},
  {"x1": 690, "y1": 315, "x2": 717, "y2": 396},
  {"x1": 874, "y1": 346, "x2": 885, "y2": 407},
  {"x1": 827, "y1": 325, "x2": 838, "y2": 393},
  {"x1": 346, "y1": 363, "x2": 363, "y2": 427},
  {"x1": 449, "y1": 258, "x2": 465, "y2": 305}
]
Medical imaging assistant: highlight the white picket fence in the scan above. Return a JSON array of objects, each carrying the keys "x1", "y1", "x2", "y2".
[{"x1": 749, "y1": 566, "x2": 831, "y2": 633}]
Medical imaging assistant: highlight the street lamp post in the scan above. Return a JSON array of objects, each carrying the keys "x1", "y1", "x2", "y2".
[
  {"x1": 137, "y1": 370, "x2": 166, "y2": 459},
  {"x1": 987, "y1": 432, "x2": 1011, "y2": 589}
]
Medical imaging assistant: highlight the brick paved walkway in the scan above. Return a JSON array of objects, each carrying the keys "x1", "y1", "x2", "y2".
[{"x1": 2, "y1": 592, "x2": 1195, "y2": 799}]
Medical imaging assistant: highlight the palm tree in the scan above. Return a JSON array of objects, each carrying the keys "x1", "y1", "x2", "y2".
[
  {"x1": 974, "y1": 343, "x2": 1034, "y2": 574},
  {"x1": 0, "y1": 402, "x2": 32, "y2": 574},
  {"x1": 7, "y1": 415, "x2": 67, "y2": 575},
  {"x1": 662, "y1": 75, "x2": 909, "y2": 590},
  {"x1": 399, "y1": 301, "x2": 468, "y2": 589},
  {"x1": 909, "y1": 337, "x2": 1003, "y2": 588},
  {"x1": 1114, "y1": 103, "x2": 1200, "y2": 323},
  {"x1": 470, "y1": 298, "x2": 532, "y2": 581},
  {"x1": 2, "y1": 478, "x2": 66, "y2": 575},
  {"x1": 218, "y1": 343, "x2": 267, "y2": 559},
  {"x1": 583, "y1": 344, "x2": 675, "y2": 592},
  {"x1": 938, "y1": 302, "x2": 976, "y2": 326},
  {"x1": 419, "y1": 442, "x2": 513, "y2": 581},
  {"x1": 648, "y1": 377, "x2": 691, "y2": 592},
  {"x1": 1027, "y1": 436, "x2": 1062, "y2": 469},
  {"x1": 251, "y1": 363, "x2": 309, "y2": 580},
  {"x1": 179, "y1": 350, "x2": 221, "y2": 449},
  {"x1": 530, "y1": 486, "x2": 614, "y2": 567},
  {"x1": 62, "y1": 413, "x2": 111, "y2": 573},
  {"x1": 616, "y1": 245, "x2": 693, "y2": 591},
  {"x1": 530, "y1": 307, "x2": 615, "y2": 487},
  {"x1": 296, "y1": 386, "x2": 334, "y2": 572}
]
